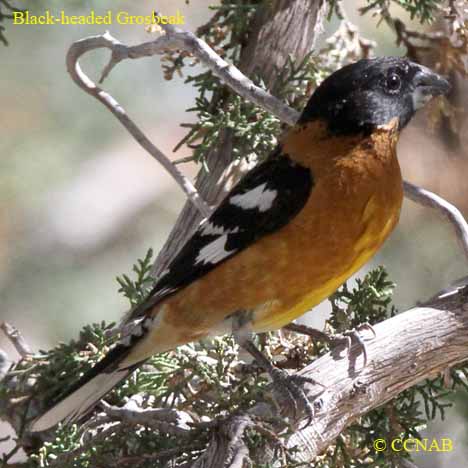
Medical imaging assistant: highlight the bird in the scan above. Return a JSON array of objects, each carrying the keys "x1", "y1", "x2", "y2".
[{"x1": 30, "y1": 56, "x2": 450, "y2": 432}]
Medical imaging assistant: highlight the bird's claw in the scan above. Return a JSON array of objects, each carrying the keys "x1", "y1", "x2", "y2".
[
  {"x1": 330, "y1": 322, "x2": 376, "y2": 368},
  {"x1": 269, "y1": 367, "x2": 324, "y2": 429},
  {"x1": 285, "y1": 321, "x2": 376, "y2": 368}
]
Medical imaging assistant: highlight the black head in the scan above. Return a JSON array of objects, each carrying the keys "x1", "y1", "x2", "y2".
[{"x1": 299, "y1": 57, "x2": 450, "y2": 135}]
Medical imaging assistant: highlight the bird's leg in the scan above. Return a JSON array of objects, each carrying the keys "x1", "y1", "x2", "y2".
[
  {"x1": 284, "y1": 322, "x2": 376, "y2": 368},
  {"x1": 283, "y1": 323, "x2": 331, "y2": 342},
  {"x1": 231, "y1": 312, "x2": 323, "y2": 428}
]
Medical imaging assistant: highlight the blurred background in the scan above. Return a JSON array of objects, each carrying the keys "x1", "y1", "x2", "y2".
[{"x1": 0, "y1": 1, "x2": 467, "y2": 466}]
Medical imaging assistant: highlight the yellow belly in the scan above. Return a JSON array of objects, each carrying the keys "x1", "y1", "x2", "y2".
[{"x1": 250, "y1": 193, "x2": 401, "y2": 332}]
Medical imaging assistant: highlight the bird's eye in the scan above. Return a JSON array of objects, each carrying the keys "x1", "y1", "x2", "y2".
[{"x1": 386, "y1": 72, "x2": 401, "y2": 92}]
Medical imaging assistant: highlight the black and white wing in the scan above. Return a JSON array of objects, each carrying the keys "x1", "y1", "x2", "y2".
[{"x1": 132, "y1": 151, "x2": 313, "y2": 317}]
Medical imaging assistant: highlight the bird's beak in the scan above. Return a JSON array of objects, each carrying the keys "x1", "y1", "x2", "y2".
[{"x1": 412, "y1": 66, "x2": 451, "y2": 109}]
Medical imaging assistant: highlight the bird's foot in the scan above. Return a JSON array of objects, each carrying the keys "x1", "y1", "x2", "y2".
[
  {"x1": 330, "y1": 323, "x2": 376, "y2": 367},
  {"x1": 238, "y1": 337, "x2": 324, "y2": 428},
  {"x1": 268, "y1": 366, "x2": 324, "y2": 429},
  {"x1": 285, "y1": 322, "x2": 376, "y2": 368}
]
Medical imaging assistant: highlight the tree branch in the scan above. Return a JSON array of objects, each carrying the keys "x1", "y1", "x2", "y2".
[
  {"x1": 403, "y1": 180, "x2": 468, "y2": 261},
  {"x1": 101, "y1": 14, "x2": 298, "y2": 126},
  {"x1": 65, "y1": 32, "x2": 212, "y2": 220},
  {"x1": 190, "y1": 415, "x2": 254, "y2": 468},
  {"x1": 278, "y1": 284, "x2": 468, "y2": 459},
  {"x1": 100, "y1": 399, "x2": 193, "y2": 436},
  {"x1": 0, "y1": 322, "x2": 32, "y2": 358},
  {"x1": 49, "y1": 282, "x2": 468, "y2": 466}
]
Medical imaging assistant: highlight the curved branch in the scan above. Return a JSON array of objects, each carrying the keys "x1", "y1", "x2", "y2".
[
  {"x1": 65, "y1": 32, "x2": 212, "y2": 219},
  {"x1": 403, "y1": 181, "x2": 468, "y2": 262},
  {"x1": 101, "y1": 14, "x2": 299, "y2": 125}
]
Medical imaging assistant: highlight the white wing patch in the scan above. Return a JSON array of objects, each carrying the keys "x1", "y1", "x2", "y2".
[
  {"x1": 200, "y1": 220, "x2": 239, "y2": 236},
  {"x1": 195, "y1": 234, "x2": 234, "y2": 265},
  {"x1": 229, "y1": 183, "x2": 277, "y2": 212}
]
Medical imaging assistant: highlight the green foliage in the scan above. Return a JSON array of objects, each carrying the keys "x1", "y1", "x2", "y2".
[
  {"x1": 273, "y1": 53, "x2": 327, "y2": 110},
  {"x1": 359, "y1": 0, "x2": 443, "y2": 23},
  {"x1": 166, "y1": 1, "x2": 275, "y2": 168},
  {"x1": 116, "y1": 248, "x2": 155, "y2": 307},
  {"x1": 173, "y1": 50, "x2": 330, "y2": 169},
  {"x1": 328, "y1": 266, "x2": 397, "y2": 332},
  {"x1": 179, "y1": 89, "x2": 281, "y2": 167},
  {"x1": 22, "y1": 335, "x2": 269, "y2": 467},
  {"x1": 0, "y1": 322, "x2": 117, "y2": 413},
  {"x1": 32, "y1": 426, "x2": 83, "y2": 468}
]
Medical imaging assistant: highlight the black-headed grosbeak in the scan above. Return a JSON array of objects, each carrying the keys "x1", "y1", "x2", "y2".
[{"x1": 31, "y1": 57, "x2": 449, "y2": 432}]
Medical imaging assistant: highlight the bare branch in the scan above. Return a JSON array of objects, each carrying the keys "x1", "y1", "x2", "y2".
[
  {"x1": 95, "y1": 12, "x2": 297, "y2": 125},
  {"x1": 190, "y1": 415, "x2": 254, "y2": 468},
  {"x1": 100, "y1": 399, "x2": 193, "y2": 436},
  {"x1": 274, "y1": 284, "x2": 468, "y2": 459},
  {"x1": 155, "y1": 15, "x2": 299, "y2": 125},
  {"x1": 403, "y1": 181, "x2": 468, "y2": 262},
  {"x1": 65, "y1": 32, "x2": 212, "y2": 219},
  {"x1": 0, "y1": 322, "x2": 32, "y2": 358}
]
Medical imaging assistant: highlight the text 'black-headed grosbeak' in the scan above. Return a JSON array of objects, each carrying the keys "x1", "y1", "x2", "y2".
[{"x1": 31, "y1": 57, "x2": 450, "y2": 432}]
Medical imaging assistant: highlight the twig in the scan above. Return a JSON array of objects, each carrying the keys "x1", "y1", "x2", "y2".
[
  {"x1": 1, "y1": 443, "x2": 22, "y2": 465},
  {"x1": 403, "y1": 181, "x2": 468, "y2": 262},
  {"x1": 173, "y1": 155, "x2": 197, "y2": 165},
  {"x1": 0, "y1": 322, "x2": 32, "y2": 358},
  {"x1": 0, "y1": 0, "x2": 27, "y2": 46},
  {"x1": 65, "y1": 32, "x2": 212, "y2": 219},
  {"x1": 334, "y1": 0, "x2": 377, "y2": 57},
  {"x1": 100, "y1": 400, "x2": 193, "y2": 436},
  {"x1": 99, "y1": 14, "x2": 298, "y2": 126}
]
